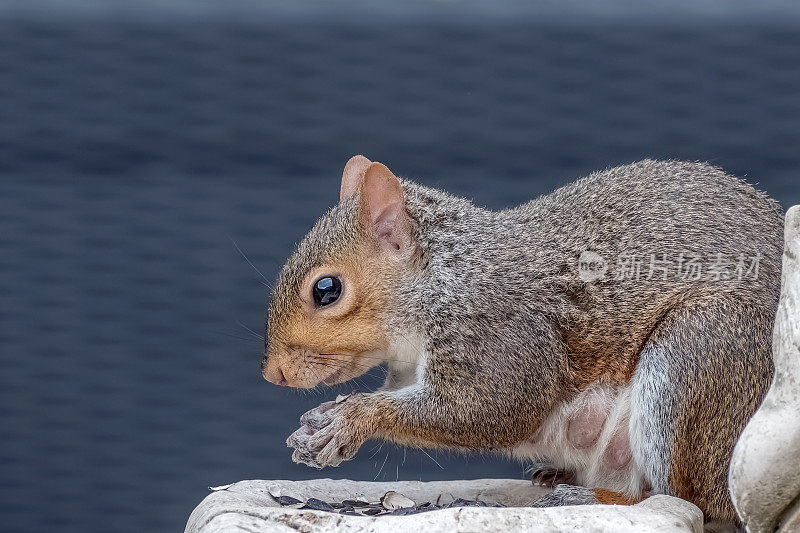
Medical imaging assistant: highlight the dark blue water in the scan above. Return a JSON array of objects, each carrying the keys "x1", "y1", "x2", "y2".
[{"x1": 1, "y1": 8, "x2": 799, "y2": 533}]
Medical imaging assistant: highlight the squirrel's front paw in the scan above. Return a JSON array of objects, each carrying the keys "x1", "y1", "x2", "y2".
[{"x1": 287, "y1": 395, "x2": 366, "y2": 468}]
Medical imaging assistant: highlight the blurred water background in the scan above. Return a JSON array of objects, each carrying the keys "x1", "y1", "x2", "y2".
[{"x1": 1, "y1": 1, "x2": 800, "y2": 532}]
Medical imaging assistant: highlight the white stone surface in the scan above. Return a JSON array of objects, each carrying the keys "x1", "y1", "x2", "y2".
[
  {"x1": 729, "y1": 205, "x2": 800, "y2": 533},
  {"x1": 185, "y1": 479, "x2": 703, "y2": 533}
]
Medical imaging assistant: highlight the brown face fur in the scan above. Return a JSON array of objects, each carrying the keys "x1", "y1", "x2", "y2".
[
  {"x1": 264, "y1": 158, "x2": 415, "y2": 388},
  {"x1": 264, "y1": 245, "x2": 390, "y2": 388}
]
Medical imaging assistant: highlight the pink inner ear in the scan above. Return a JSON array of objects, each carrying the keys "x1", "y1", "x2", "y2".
[
  {"x1": 360, "y1": 162, "x2": 410, "y2": 254},
  {"x1": 372, "y1": 202, "x2": 405, "y2": 251}
]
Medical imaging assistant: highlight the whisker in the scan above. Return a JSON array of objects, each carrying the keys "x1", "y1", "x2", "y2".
[
  {"x1": 229, "y1": 236, "x2": 275, "y2": 291},
  {"x1": 374, "y1": 449, "x2": 390, "y2": 480},
  {"x1": 305, "y1": 356, "x2": 379, "y2": 371},
  {"x1": 302, "y1": 352, "x2": 327, "y2": 388},
  {"x1": 368, "y1": 442, "x2": 383, "y2": 460},
  {"x1": 391, "y1": 329, "x2": 430, "y2": 366},
  {"x1": 315, "y1": 353, "x2": 427, "y2": 368},
  {"x1": 421, "y1": 448, "x2": 444, "y2": 470},
  {"x1": 236, "y1": 320, "x2": 264, "y2": 340},
  {"x1": 305, "y1": 359, "x2": 382, "y2": 378},
  {"x1": 216, "y1": 331, "x2": 261, "y2": 343}
]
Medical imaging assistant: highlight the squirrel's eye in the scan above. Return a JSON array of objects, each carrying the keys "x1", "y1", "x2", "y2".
[{"x1": 313, "y1": 276, "x2": 342, "y2": 307}]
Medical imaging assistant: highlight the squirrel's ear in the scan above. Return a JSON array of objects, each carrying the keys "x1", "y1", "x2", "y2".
[
  {"x1": 359, "y1": 162, "x2": 413, "y2": 256},
  {"x1": 340, "y1": 155, "x2": 372, "y2": 201}
]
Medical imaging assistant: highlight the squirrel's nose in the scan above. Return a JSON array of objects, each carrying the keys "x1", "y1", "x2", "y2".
[{"x1": 262, "y1": 354, "x2": 288, "y2": 386}]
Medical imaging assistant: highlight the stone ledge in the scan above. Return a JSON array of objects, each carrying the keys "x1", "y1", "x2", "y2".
[
  {"x1": 729, "y1": 205, "x2": 800, "y2": 533},
  {"x1": 185, "y1": 479, "x2": 703, "y2": 533}
]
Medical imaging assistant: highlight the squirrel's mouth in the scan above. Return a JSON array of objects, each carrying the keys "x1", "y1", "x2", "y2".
[{"x1": 263, "y1": 347, "x2": 375, "y2": 388}]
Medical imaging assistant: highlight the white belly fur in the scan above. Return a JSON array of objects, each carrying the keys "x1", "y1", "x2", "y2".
[{"x1": 510, "y1": 382, "x2": 647, "y2": 497}]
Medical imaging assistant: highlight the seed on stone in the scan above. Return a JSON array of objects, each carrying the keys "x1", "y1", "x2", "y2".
[
  {"x1": 390, "y1": 507, "x2": 420, "y2": 515},
  {"x1": 342, "y1": 499, "x2": 371, "y2": 507},
  {"x1": 380, "y1": 490, "x2": 415, "y2": 510},
  {"x1": 277, "y1": 496, "x2": 303, "y2": 507},
  {"x1": 446, "y1": 498, "x2": 487, "y2": 508},
  {"x1": 303, "y1": 498, "x2": 334, "y2": 512},
  {"x1": 335, "y1": 393, "x2": 351, "y2": 404}
]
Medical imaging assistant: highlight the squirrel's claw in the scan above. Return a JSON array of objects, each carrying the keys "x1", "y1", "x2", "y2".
[
  {"x1": 286, "y1": 425, "x2": 323, "y2": 468},
  {"x1": 291, "y1": 447, "x2": 323, "y2": 469},
  {"x1": 288, "y1": 397, "x2": 365, "y2": 468},
  {"x1": 530, "y1": 463, "x2": 576, "y2": 488}
]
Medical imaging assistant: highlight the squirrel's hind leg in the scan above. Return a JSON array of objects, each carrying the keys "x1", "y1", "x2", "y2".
[
  {"x1": 629, "y1": 297, "x2": 774, "y2": 523},
  {"x1": 531, "y1": 484, "x2": 642, "y2": 507}
]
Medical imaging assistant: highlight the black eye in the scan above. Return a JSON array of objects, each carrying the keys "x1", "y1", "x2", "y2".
[{"x1": 313, "y1": 276, "x2": 342, "y2": 307}]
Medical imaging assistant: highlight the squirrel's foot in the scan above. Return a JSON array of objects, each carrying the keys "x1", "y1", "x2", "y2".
[
  {"x1": 530, "y1": 462, "x2": 576, "y2": 488},
  {"x1": 287, "y1": 394, "x2": 367, "y2": 468},
  {"x1": 532, "y1": 485, "x2": 642, "y2": 508},
  {"x1": 531, "y1": 484, "x2": 599, "y2": 507}
]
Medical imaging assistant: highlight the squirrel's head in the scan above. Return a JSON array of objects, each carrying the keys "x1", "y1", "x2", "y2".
[{"x1": 263, "y1": 156, "x2": 418, "y2": 388}]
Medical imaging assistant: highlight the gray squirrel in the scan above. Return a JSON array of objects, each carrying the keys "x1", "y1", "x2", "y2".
[{"x1": 263, "y1": 156, "x2": 782, "y2": 526}]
